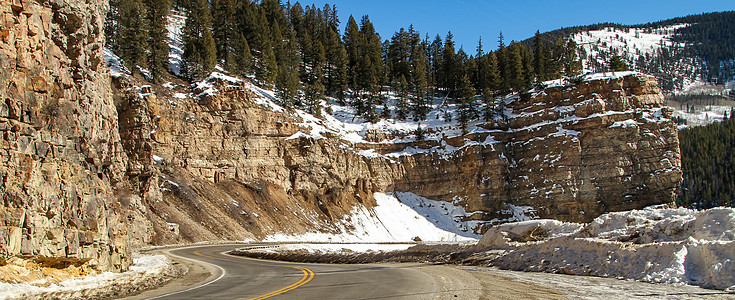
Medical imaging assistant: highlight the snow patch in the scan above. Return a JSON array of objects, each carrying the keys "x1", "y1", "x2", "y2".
[
  {"x1": 265, "y1": 192, "x2": 478, "y2": 243},
  {"x1": 0, "y1": 254, "x2": 173, "y2": 299}
]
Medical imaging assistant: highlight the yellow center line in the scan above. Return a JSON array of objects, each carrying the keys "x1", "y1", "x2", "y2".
[{"x1": 192, "y1": 250, "x2": 315, "y2": 299}]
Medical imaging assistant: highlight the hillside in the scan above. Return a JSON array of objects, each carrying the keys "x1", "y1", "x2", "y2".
[{"x1": 526, "y1": 11, "x2": 735, "y2": 92}]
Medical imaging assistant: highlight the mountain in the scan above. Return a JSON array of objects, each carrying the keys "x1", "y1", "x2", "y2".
[{"x1": 525, "y1": 11, "x2": 735, "y2": 92}]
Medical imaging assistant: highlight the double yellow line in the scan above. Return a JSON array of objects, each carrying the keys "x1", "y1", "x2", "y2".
[{"x1": 193, "y1": 250, "x2": 315, "y2": 299}]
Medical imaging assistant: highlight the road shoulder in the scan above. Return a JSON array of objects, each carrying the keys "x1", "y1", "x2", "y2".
[{"x1": 120, "y1": 248, "x2": 216, "y2": 300}]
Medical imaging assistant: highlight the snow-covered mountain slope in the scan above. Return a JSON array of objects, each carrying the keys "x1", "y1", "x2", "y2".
[{"x1": 571, "y1": 24, "x2": 706, "y2": 92}]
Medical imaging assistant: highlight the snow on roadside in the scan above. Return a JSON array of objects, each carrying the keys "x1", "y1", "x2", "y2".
[
  {"x1": 265, "y1": 192, "x2": 478, "y2": 244},
  {"x1": 0, "y1": 254, "x2": 175, "y2": 299},
  {"x1": 276, "y1": 243, "x2": 416, "y2": 254},
  {"x1": 480, "y1": 206, "x2": 735, "y2": 290}
]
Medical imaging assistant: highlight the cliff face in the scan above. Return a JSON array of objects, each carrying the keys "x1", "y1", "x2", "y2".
[
  {"x1": 387, "y1": 74, "x2": 681, "y2": 225},
  {"x1": 0, "y1": 0, "x2": 129, "y2": 271},
  {"x1": 117, "y1": 72, "x2": 681, "y2": 244}
]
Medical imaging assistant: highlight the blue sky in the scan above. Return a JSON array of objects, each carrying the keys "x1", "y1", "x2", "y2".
[{"x1": 300, "y1": 0, "x2": 733, "y2": 51}]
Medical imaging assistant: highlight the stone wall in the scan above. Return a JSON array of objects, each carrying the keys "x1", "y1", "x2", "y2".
[{"x1": 0, "y1": 0, "x2": 129, "y2": 271}]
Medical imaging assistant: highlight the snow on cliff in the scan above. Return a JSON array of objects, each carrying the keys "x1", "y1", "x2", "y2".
[{"x1": 480, "y1": 206, "x2": 735, "y2": 291}]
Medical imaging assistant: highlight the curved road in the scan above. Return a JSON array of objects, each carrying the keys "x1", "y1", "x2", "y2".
[{"x1": 148, "y1": 245, "x2": 436, "y2": 300}]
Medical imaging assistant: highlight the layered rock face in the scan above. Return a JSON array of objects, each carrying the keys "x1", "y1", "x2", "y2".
[
  {"x1": 0, "y1": 0, "x2": 129, "y2": 271},
  {"x1": 123, "y1": 72, "x2": 680, "y2": 242},
  {"x1": 385, "y1": 74, "x2": 681, "y2": 225}
]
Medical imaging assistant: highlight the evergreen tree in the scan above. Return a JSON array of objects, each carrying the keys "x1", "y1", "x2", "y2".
[
  {"x1": 275, "y1": 26, "x2": 301, "y2": 107},
  {"x1": 144, "y1": 0, "x2": 171, "y2": 82},
  {"x1": 231, "y1": 32, "x2": 254, "y2": 75},
  {"x1": 395, "y1": 75, "x2": 410, "y2": 120},
  {"x1": 457, "y1": 73, "x2": 476, "y2": 133},
  {"x1": 441, "y1": 32, "x2": 459, "y2": 96},
  {"x1": 343, "y1": 15, "x2": 361, "y2": 90},
  {"x1": 429, "y1": 35, "x2": 443, "y2": 97},
  {"x1": 117, "y1": 0, "x2": 147, "y2": 74},
  {"x1": 411, "y1": 43, "x2": 430, "y2": 121},
  {"x1": 533, "y1": 30, "x2": 546, "y2": 82},
  {"x1": 303, "y1": 30, "x2": 326, "y2": 115},
  {"x1": 182, "y1": 0, "x2": 216, "y2": 80},
  {"x1": 325, "y1": 28, "x2": 348, "y2": 100},
  {"x1": 212, "y1": 0, "x2": 237, "y2": 70},
  {"x1": 563, "y1": 39, "x2": 581, "y2": 77},
  {"x1": 257, "y1": 38, "x2": 278, "y2": 86},
  {"x1": 609, "y1": 55, "x2": 629, "y2": 72},
  {"x1": 507, "y1": 43, "x2": 526, "y2": 92}
]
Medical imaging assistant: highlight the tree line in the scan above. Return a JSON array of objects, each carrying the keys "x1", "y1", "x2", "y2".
[
  {"x1": 678, "y1": 109, "x2": 735, "y2": 209},
  {"x1": 106, "y1": 0, "x2": 582, "y2": 128}
]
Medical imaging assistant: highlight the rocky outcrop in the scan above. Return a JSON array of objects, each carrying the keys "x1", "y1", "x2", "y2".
[
  {"x1": 298, "y1": 74, "x2": 679, "y2": 227},
  {"x1": 389, "y1": 74, "x2": 681, "y2": 225},
  {"x1": 119, "y1": 72, "x2": 681, "y2": 242},
  {"x1": 0, "y1": 0, "x2": 130, "y2": 271}
]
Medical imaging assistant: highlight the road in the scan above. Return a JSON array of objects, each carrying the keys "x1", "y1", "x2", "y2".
[{"x1": 145, "y1": 245, "x2": 437, "y2": 300}]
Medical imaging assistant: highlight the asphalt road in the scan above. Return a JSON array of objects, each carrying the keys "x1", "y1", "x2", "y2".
[{"x1": 147, "y1": 245, "x2": 437, "y2": 300}]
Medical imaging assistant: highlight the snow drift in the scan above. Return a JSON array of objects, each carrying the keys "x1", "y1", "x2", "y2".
[{"x1": 479, "y1": 206, "x2": 735, "y2": 290}]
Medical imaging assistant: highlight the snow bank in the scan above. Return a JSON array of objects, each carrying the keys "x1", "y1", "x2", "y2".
[
  {"x1": 265, "y1": 192, "x2": 478, "y2": 243},
  {"x1": 480, "y1": 206, "x2": 735, "y2": 290},
  {"x1": 0, "y1": 254, "x2": 176, "y2": 299},
  {"x1": 276, "y1": 243, "x2": 416, "y2": 254}
]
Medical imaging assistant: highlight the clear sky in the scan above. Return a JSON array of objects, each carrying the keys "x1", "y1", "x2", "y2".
[{"x1": 299, "y1": 0, "x2": 733, "y2": 51}]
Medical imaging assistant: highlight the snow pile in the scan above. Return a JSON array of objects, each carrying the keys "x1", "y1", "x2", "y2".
[
  {"x1": 0, "y1": 254, "x2": 176, "y2": 299},
  {"x1": 275, "y1": 243, "x2": 416, "y2": 254},
  {"x1": 265, "y1": 192, "x2": 479, "y2": 243},
  {"x1": 481, "y1": 207, "x2": 735, "y2": 290}
]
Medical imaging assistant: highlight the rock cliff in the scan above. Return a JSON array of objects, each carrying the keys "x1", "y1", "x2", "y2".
[
  {"x1": 116, "y1": 71, "x2": 681, "y2": 243},
  {"x1": 0, "y1": 0, "x2": 130, "y2": 271}
]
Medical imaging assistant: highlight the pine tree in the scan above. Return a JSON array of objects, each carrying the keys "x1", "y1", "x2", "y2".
[
  {"x1": 429, "y1": 35, "x2": 443, "y2": 97},
  {"x1": 483, "y1": 52, "x2": 501, "y2": 119},
  {"x1": 508, "y1": 43, "x2": 526, "y2": 92},
  {"x1": 609, "y1": 55, "x2": 629, "y2": 72},
  {"x1": 395, "y1": 75, "x2": 410, "y2": 120},
  {"x1": 144, "y1": 0, "x2": 171, "y2": 82},
  {"x1": 563, "y1": 39, "x2": 581, "y2": 77},
  {"x1": 457, "y1": 73, "x2": 476, "y2": 133},
  {"x1": 182, "y1": 0, "x2": 216, "y2": 80},
  {"x1": 232, "y1": 32, "x2": 254, "y2": 75},
  {"x1": 117, "y1": 0, "x2": 147, "y2": 74},
  {"x1": 533, "y1": 30, "x2": 546, "y2": 82},
  {"x1": 343, "y1": 15, "x2": 361, "y2": 90},
  {"x1": 441, "y1": 32, "x2": 459, "y2": 96},
  {"x1": 303, "y1": 31, "x2": 326, "y2": 115},
  {"x1": 325, "y1": 28, "x2": 348, "y2": 100},
  {"x1": 411, "y1": 43, "x2": 430, "y2": 121},
  {"x1": 275, "y1": 26, "x2": 300, "y2": 107},
  {"x1": 257, "y1": 38, "x2": 278, "y2": 86},
  {"x1": 212, "y1": 0, "x2": 237, "y2": 70}
]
